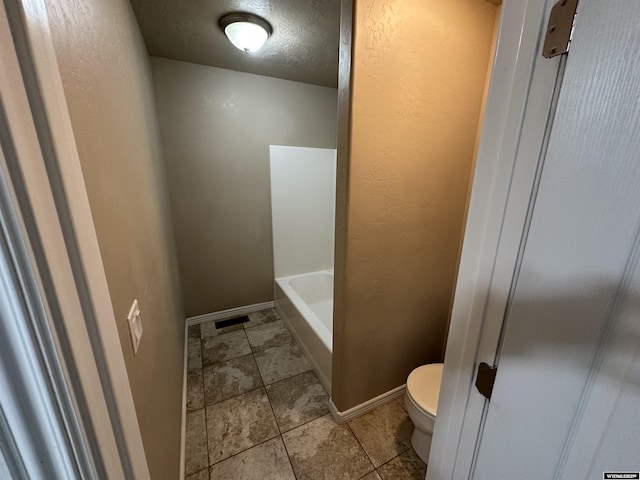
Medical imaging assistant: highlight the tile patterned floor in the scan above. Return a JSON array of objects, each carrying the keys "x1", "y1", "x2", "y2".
[{"x1": 185, "y1": 308, "x2": 427, "y2": 480}]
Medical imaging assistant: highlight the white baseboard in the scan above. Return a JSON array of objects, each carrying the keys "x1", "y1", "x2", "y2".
[
  {"x1": 179, "y1": 322, "x2": 188, "y2": 480},
  {"x1": 186, "y1": 301, "x2": 275, "y2": 326},
  {"x1": 329, "y1": 384, "x2": 406, "y2": 424}
]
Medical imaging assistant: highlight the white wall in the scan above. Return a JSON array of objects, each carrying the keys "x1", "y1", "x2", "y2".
[{"x1": 270, "y1": 146, "x2": 337, "y2": 278}]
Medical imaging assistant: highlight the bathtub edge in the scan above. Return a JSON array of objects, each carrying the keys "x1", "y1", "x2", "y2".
[{"x1": 275, "y1": 282, "x2": 332, "y2": 394}]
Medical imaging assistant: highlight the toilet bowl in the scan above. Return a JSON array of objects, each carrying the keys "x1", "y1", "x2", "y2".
[{"x1": 405, "y1": 363, "x2": 444, "y2": 463}]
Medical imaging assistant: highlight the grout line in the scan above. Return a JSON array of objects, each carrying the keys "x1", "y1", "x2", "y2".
[
  {"x1": 347, "y1": 401, "x2": 418, "y2": 474},
  {"x1": 204, "y1": 401, "x2": 211, "y2": 468},
  {"x1": 186, "y1": 331, "x2": 208, "y2": 477},
  {"x1": 253, "y1": 342, "x2": 311, "y2": 387},
  {"x1": 260, "y1": 350, "x2": 284, "y2": 436},
  {"x1": 181, "y1": 359, "x2": 188, "y2": 479},
  {"x1": 262, "y1": 368, "x2": 313, "y2": 387},
  {"x1": 263, "y1": 378, "x2": 328, "y2": 434},
  {"x1": 200, "y1": 356, "x2": 276, "y2": 468},
  {"x1": 255, "y1": 353, "x2": 269, "y2": 387},
  {"x1": 245, "y1": 321, "x2": 291, "y2": 354},
  {"x1": 358, "y1": 470, "x2": 381, "y2": 480},
  {"x1": 242, "y1": 328, "x2": 255, "y2": 354},
  {"x1": 263, "y1": 373, "x2": 331, "y2": 435},
  {"x1": 202, "y1": 371, "x2": 322, "y2": 472},
  {"x1": 376, "y1": 451, "x2": 403, "y2": 469},
  {"x1": 346, "y1": 422, "x2": 377, "y2": 472},
  {"x1": 266, "y1": 369, "x2": 312, "y2": 389},
  {"x1": 278, "y1": 410, "x2": 328, "y2": 435},
  {"x1": 194, "y1": 308, "x2": 314, "y2": 478},
  {"x1": 263, "y1": 385, "x2": 281, "y2": 434},
  {"x1": 203, "y1": 368, "x2": 297, "y2": 473},
  {"x1": 242, "y1": 308, "x2": 278, "y2": 331},
  {"x1": 201, "y1": 351, "x2": 254, "y2": 374},
  {"x1": 187, "y1": 466, "x2": 209, "y2": 479},
  {"x1": 200, "y1": 354, "x2": 264, "y2": 409},
  {"x1": 200, "y1": 390, "x2": 326, "y2": 467},
  {"x1": 243, "y1": 318, "x2": 277, "y2": 331},
  {"x1": 182, "y1": 406, "x2": 208, "y2": 477},
  {"x1": 375, "y1": 445, "x2": 427, "y2": 476},
  {"x1": 279, "y1": 432, "x2": 299, "y2": 480},
  {"x1": 207, "y1": 432, "x2": 281, "y2": 469},
  {"x1": 185, "y1": 368, "x2": 204, "y2": 413},
  {"x1": 201, "y1": 384, "x2": 211, "y2": 471},
  {"x1": 395, "y1": 396, "x2": 408, "y2": 413}
]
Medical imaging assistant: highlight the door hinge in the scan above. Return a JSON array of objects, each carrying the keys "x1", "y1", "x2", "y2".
[
  {"x1": 475, "y1": 362, "x2": 497, "y2": 400},
  {"x1": 543, "y1": 0, "x2": 578, "y2": 58}
]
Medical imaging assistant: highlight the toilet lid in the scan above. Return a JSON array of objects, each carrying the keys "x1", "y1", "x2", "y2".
[{"x1": 407, "y1": 363, "x2": 444, "y2": 415}]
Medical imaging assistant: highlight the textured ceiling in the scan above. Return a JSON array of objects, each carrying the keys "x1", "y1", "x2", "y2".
[{"x1": 129, "y1": 0, "x2": 341, "y2": 88}]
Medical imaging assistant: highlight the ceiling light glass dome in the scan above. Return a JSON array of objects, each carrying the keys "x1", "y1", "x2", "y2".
[{"x1": 219, "y1": 13, "x2": 273, "y2": 53}]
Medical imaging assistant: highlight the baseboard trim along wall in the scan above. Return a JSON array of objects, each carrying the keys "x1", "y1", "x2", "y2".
[
  {"x1": 329, "y1": 384, "x2": 407, "y2": 424},
  {"x1": 179, "y1": 322, "x2": 188, "y2": 480},
  {"x1": 186, "y1": 301, "x2": 275, "y2": 326}
]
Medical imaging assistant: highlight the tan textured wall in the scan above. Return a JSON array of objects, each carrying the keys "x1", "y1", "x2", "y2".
[
  {"x1": 45, "y1": 1, "x2": 185, "y2": 478},
  {"x1": 333, "y1": 0, "x2": 499, "y2": 410},
  {"x1": 151, "y1": 57, "x2": 338, "y2": 317}
]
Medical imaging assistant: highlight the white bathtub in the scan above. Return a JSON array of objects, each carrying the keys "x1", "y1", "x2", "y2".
[{"x1": 275, "y1": 270, "x2": 333, "y2": 392}]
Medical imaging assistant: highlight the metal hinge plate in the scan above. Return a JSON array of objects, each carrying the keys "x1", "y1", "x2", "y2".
[
  {"x1": 543, "y1": 0, "x2": 578, "y2": 58},
  {"x1": 475, "y1": 362, "x2": 497, "y2": 400}
]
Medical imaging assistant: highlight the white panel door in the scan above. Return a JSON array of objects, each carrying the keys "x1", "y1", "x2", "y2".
[{"x1": 472, "y1": 1, "x2": 640, "y2": 478}]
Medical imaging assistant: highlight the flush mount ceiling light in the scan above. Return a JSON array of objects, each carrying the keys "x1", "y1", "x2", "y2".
[{"x1": 219, "y1": 13, "x2": 273, "y2": 53}]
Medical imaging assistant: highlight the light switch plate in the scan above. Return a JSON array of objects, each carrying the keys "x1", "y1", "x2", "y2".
[{"x1": 127, "y1": 299, "x2": 143, "y2": 355}]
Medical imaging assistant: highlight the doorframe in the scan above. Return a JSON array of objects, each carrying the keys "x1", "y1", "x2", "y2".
[
  {"x1": 0, "y1": 0, "x2": 150, "y2": 477},
  {"x1": 1, "y1": 0, "x2": 566, "y2": 477},
  {"x1": 427, "y1": 0, "x2": 566, "y2": 478}
]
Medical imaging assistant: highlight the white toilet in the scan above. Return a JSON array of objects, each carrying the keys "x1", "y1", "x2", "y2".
[{"x1": 405, "y1": 363, "x2": 444, "y2": 463}]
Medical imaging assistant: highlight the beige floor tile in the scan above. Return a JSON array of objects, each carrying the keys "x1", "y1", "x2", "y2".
[
  {"x1": 245, "y1": 309, "x2": 280, "y2": 328},
  {"x1": 200, "y1": 320, "x2": 244, "y2": 339},
  {"x1": 254, "y1": 341, "x2": 311, "y2": 385},
  {"x1": 202, "y1": 330, "x2": 251, "y2": 366},
  {"x1": 187, "y1": 338, "x2": 202, "y2": 371},
  {"x1": 187, "y1": 369, "x2": 204, "y2": 411},
  {"x1": 377, "y1": 449, "x2": 426, "y2": 480},
  {"x1": 185, "y1": 409, "x2": 208, "y2": 475},
  {"x1": 245, "y1": 320, "x2": 293, "y2": 351},
  {"x1": 188, "y1": 324, "x2": 201, "y2": 340},
  {"x1": 348, "y1": 401, "x2": 413, "y2": 467},
  {"x1": 282, "y1": 414, "x2": 374, "y2": 480},
  {"x1": 360, "y1": 471, "x2": 383, "y2": 480},
  {"x1": 203, "y1": 354, "x2": 262, "y2": 405},
  {"x1": 266, "y1": 371, "x2": 329, "y2": 432},
  {"x1": 208, "y1": 437, "x2": 295, "y2": 480},
  {"x1": 186, "y1": 468, "x2": 209, "y2": 480},
  {"x1": 206, "y1": 388, "x2": 279, "y2": 464}
]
